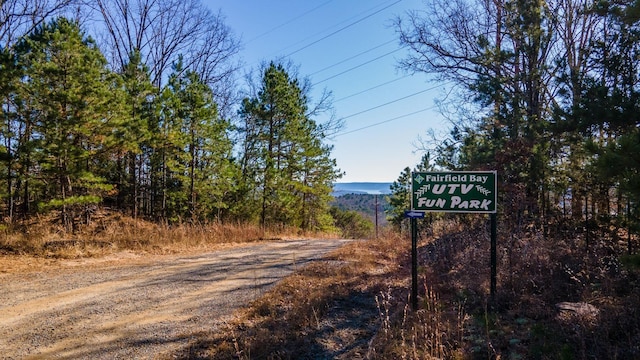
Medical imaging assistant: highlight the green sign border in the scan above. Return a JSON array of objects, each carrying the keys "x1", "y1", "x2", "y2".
[{"x1": 411, "y1": 171, "x2": 497, "y2": 213}]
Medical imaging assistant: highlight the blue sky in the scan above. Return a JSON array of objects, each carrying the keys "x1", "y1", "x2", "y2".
[{"x1": 208, "y1": 0, "x2": 450, "y2": 183}]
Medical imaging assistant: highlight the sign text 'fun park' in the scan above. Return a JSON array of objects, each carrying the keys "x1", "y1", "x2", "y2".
[{"x1": 411, "y1": 171, "x2": 497, "y2": 213}]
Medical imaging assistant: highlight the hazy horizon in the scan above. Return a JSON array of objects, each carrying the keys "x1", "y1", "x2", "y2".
[{"x1": 333, "y1": 182, "x2": 392, "y2": 195}]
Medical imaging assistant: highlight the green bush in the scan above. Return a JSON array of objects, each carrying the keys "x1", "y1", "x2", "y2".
[{"x1": 329, "y1": 206, "x2": 374, "y2": 239}]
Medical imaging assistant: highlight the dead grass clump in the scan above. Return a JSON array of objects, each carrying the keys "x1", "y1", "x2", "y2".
[
  {"x1": 170, "y1": 235, "x2": 404, "y2": 359},
  {"x1": 159, "y1": 215, "x2": 640, "y2": 359},
  {"x1": 323, "y1": 215, "x2": 640, "y2": 359},
  {"x1": 364, "y1": 232, "x2": 468, "y2": 359},
  {"x1": 0, "y1": 209, "x2": 314, "y2": 259},
  {"x1": 409, "y1": 215, "x2": 640, "y2": 359},
  {"x1": 367, "y1": 288, "x2": 461, "y2": 360}
]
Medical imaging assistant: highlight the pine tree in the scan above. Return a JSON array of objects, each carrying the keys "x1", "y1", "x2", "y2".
[
  {"x1": 385, "y1": 154, "x2": 432, "y2": 230},
  {"x1": 115, "y1": 50, "x2": 156, "y2": 218},
  {"x1": 565, "y1": 1, "x2": 640, "y2": 232},
  {"x1": 150, "y1": 62, "x2": 189, "y2": 221},
  {"x1": 170, "y1": 69, "x2": 235, "y2": 221},
  {"x1": 239, "y1": 62, "x2": 341, "y2": 229},
  {"x1": 0, "y1": 45, "x2": 20, "y2": 220},
  {"x1": 15, "y1": 17, "x2": 125, "y2": 229},
  {"x1": 386, "y1": 166, "x2": 411, "y2": 230},
  {"x1": 144, "y1": 60, "x2": 236, "y2": 222}
]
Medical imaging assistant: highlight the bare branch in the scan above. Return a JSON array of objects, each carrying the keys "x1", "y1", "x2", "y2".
[
  {"x1": 0, "y1": 0, "x2": 76, "y2": 47},
  {"x1": 86, "y1": 0, "x2": 241, "y2": 114}
]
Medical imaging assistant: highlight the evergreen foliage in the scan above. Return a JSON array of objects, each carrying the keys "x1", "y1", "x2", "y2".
[
  {"x1": 0, "y1": 16, "x2": 341, "y2": 231},
  {"x1": 6, "y1": 0, "x2": 640, "y2": 243},
  {"x1": 329, "y1": 206, "x2": 373, "y2": 239},
  {"x1": 11, "y1": 18, "x2": 125, "y2": 229},
  {"x1": 385, "y1": 154, "x2": 433, "y2": 229},
  {"x1": 394, "y1": 0, "x2": 640, "y2": 242},
  {"x1": 239, "y1": 62, "x2": 341, "y2": 230}
]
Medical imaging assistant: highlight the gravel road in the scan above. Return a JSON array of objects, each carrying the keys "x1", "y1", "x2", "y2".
[{"x1": 0, "y1": 239, "x2": 351, "y2": 359}]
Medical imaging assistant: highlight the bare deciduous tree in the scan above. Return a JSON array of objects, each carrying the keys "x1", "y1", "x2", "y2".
[
  {"x1": 394, "y1": 0, "x2": 500, "y2": 87},
  {"x1": 88, "y1": 0, "x2": 241, "y2": 115},
  {"x1": 395, "y1": 0, "x2": 601, "y2": 122},
  {"x1": 0, "y1": 0, "x2": 76, "y2": 47},
  {"x1": 395, "y1": 0, "x2": 604, "y2": 219}
]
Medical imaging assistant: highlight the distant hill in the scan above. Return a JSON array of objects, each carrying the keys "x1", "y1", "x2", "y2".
[
  {"x1": 331, "y1": 183, "x2": 392, "y2": 227},
  {"x1": 332, "y1": 182, "x2": 392, "y2": 197},
  {"x1": 330, "y1": 193, "x2": 389, "y2": 226}
]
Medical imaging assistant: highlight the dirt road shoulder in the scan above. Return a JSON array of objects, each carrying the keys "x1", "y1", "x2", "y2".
[{"x1": 0, "y1": 239, "x2": 351, "y2": 359}]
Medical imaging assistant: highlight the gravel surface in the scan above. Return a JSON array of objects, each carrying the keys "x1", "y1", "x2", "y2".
[{"x1": 0, "y1": 239, "x2": 351, "y2": 359}]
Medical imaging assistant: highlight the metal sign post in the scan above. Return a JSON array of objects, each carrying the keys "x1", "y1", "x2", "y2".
[
  {"x1": 490, "y1": 212, "x2": 497, "y2": 301},
  {"x1": 411, "y1": 217, "x2": 418, "y2": 310},
  {"x1": 409, "y1": 171, "x2": 498, "y2": 309},
  {"x1": 404, "y1": 210, "x2": 424, "y2": 310}
]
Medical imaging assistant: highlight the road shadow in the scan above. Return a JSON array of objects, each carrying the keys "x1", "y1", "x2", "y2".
[{"x1": 167, "y1": 255, "x2": 408, "y2": 360}]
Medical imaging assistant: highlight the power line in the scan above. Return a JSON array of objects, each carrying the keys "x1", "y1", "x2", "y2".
[
  {"x1": 334, "y1": 106, "x2": 437, "y2": 137},
  {"x1": 334, "y1": 75, "x2": 411, "y2": 103},
  {"x1": 331, "y1": 81, "x2": 454, "y2": 137},
  {"x1": 339, "y1": 86, "x2": 438, "y2": 121},
  {"x1": 247, "y1": 0, "x2": 335, "y2": 44},
  {"x1": 313, "y1": 47, "x2": 402, "y2": 85},
  {"x1": 284, "y1": 0, "x2": 402, "y2": 58},
  {"x1": 308, "y1": 39, "x2": 396, "y2": 76},
  {"x1": 244, "y1": 0, "x2": 401, "y2": 70}
]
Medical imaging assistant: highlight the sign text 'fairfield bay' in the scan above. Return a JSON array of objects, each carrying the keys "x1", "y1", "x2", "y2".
[{"x1": 411, "y1": 171, "x2": 497, "y2": 213}]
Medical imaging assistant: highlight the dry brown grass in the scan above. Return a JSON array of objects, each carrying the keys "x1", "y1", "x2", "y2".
[
  {"x1": 166, "y1": 216, "x2": 639, "y2": 360},
  {"x1": 5, "y1": 210, "x2": 638, "y2": 359},
  {"x1": 0, "y1": 210, "x2": 338, "y2": 260},
  {"x1": 168, "y1": 229, "x2": 406, "y2": 359},
  {"x1": 165, "y1": 226, "x2": 470, "y2": 359},
  {"x1": 415, "y1": 217, "x2": 640, "y2": 359}
]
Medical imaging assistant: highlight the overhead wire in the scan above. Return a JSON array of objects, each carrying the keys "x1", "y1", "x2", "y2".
[
  {"x1": 333, "y1": 106, "x2": 437, "y2": 137},
  {"x1": 313, "y1": 47, "x2": 403, "y2": 85},
  {"x1": 340, "y1": 86, "x2": 438, "y2": 121},
  {"x1": 331, "y1": 81, "x2": 454, "y2": 137},
  {"x1": 308, "y1": 39, "x2": 396, "y2": 76},
  {"x1": 334, "y1": 75, "x2": 411, "y2": 103},
  {"x1": 243, "y1": 0, "x2": 401, "y2": 70},
  {"x1": 283, "y1": 0, "x2": 402, "y2": 58},
  {"x1": 235, "y1": 0, "x2": 405, "y2": 88},
  {"x1": 237, "y1": 0, "x2": 445, "y2": 139},
  {"x1": 246, "y1": 0, "x2": 335, "y2": 44}
]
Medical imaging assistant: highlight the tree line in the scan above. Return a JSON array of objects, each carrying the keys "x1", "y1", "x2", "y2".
[
  {"x1": 386, "y1": 0, "x2": 640, "y2": 247},
  {"x1": 0, "y1": 1, "x2": 342, "y2": 231}
]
